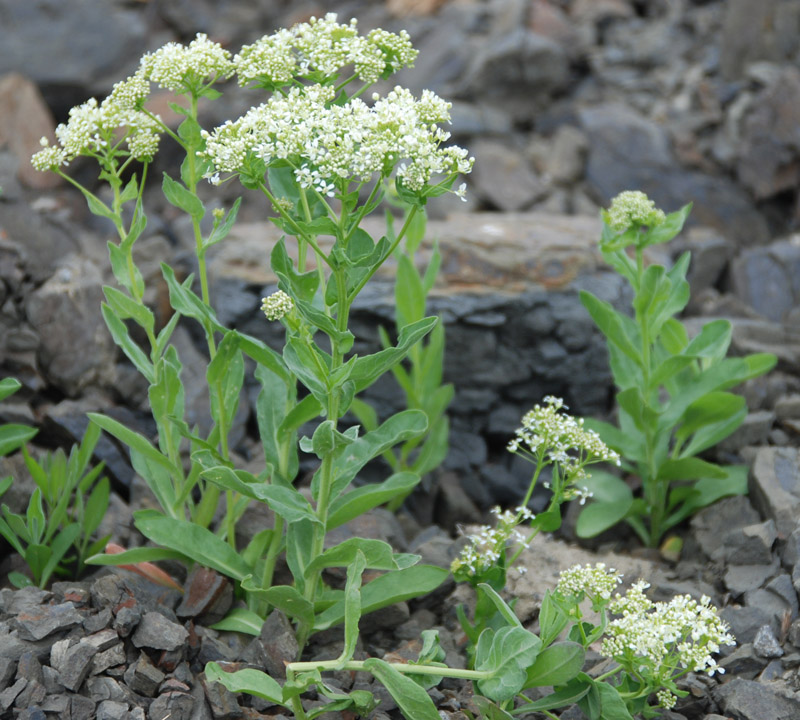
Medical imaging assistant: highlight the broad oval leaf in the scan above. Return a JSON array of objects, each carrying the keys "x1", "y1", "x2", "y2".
[
  {"x1": 475, "y1": 626, "x2": 542, "y2": 703},
  {"x1": 524, "y1": 642, "x2": 585, "y2": 687}
]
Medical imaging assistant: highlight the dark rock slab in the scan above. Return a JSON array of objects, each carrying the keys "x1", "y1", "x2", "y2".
[
  {"x1": 131, "y1": 612, "x2": 188, "y2": 652},
  {"x1": 13, "y1": 600, "x2": 83, "y2": 641},
  {"x1": 257, "y1": 611, "x2": 298, "y2": 681},
  {"x1": 97, "y1": 699, "x2": 130, "y2": 720},
  {"x1": 176, "y1": 567, "x2": 233, "y2": 625},
  {"x1": 720, "y1": 644, "x2": 768, "y2": 679},
  {"x1": 51, "y1": 638, "x2": 98, "y2": 692},
  {"x1": 749, "y1": 447, "x2": 800, "y2": 538},
  {"x1": 148, "y1": 691, "x2": 195, "y2": 720},
  {"x1": 124, "y1": 653, "x2": 165, "y2": 698},
  {"x1": 0, "y1": 677, "x2": 26, "y2": 712},
  {"x1": 715, "y1": 677, "x2": 800, "y2": 720},
  {"x1": 754, "y1": 625, "x2": 785, "y2": 659},
  {"x1": 732, "y1": 239, "x2": 800, "y2": 323}
]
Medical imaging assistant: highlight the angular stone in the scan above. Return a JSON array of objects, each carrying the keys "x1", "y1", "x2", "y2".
[
  {"x1": 96, "y1": 699, "x2": 130, "y2": 720},
  {"x1": 83, "y1": 607, "x2": 113, "y2": 634},
  {"x1": 0, "y1": 657, "x2": 15, "y2": 691},
  {"x1": 749, "y1": 447, "x2": 800, "y2": 537},
  {"x1": 176, "y1": 567, "x2": 233, "y2": 625},
  {"x1": 53, "y1": 640, "x2": 98, "y2": 692},
  {"x1": 40, "y1": 694, "x2": 70, "y2": 715},
  {"x1": 124, "y1": 652, "x2": 165, "y2": 698},
  {"x1": 0, "y1": 678, "x2": 26, "y2": 712},
  {"x1": 148, "y1": 691, "x2": 196, "y2": 720},
  {"x1": 70, "y1": 694, "x2": 97, "y2": 720},
  {"x1": 754, "y1": 625, "x2": 785, "y2": 658},
  {"x1": 715, "y1": 677, "x2": 800, "y2": 720},
  {"x1": 85, "y1": 676, "x2": 128, "y2": 703},
  {"x1": 131, "y1": 612, "x2": 188, "y2": 652},
  {"x1": 90, "y1": 643, "x2": 126, "y2": 675},
  {"x1": 720, "y1": 643, "x2": 768, "y2": 679},
  {"x1": 257, "y1": 611, "x2": 298, "y2": 681},
  {"x1": 202, "y1": 678, "x2": 242, "y2": 719},
  {"x1": 84, "y1": 628, "x2": 121, "y2": 653},
  {"x1": 732, "y1": 239, "x2": 800, "y2": 323},
  {"x1": 718, "y1": 410, "x2": 776, "y2": 453},
  {"x1": 13, "y1": 601, "x2": 83, "y2": 641},
  {"x1": 0, "y1": 625, "x2": 56, "y2": 663},
  {"x1": 470, "y1": 139, "x2": 547, "y2": 211},
  {"x1": 721, "y1": 605, "x2": 775, "y2": 645}
]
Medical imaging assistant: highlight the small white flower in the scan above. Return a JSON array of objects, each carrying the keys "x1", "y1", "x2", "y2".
[
  {"x1": 605, "y1": 190, "x2": 666, "y2": 232},
  {"x1": 261, "y1": 290, "x2": 294, "y2": 321}
]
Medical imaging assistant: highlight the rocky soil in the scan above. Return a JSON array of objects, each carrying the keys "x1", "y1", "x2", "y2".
[{"x1": 1, "y1": 1, "x2": 800, "y2": 719}]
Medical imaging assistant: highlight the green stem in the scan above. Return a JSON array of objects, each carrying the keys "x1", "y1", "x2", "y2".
[{"x1": 287, "y1": 659, "x2": 492, "y2": 682}]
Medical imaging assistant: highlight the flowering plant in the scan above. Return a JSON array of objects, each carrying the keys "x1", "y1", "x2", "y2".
[
  {"x1": 33, "y1": 14, "x2": 470, "y2": 655},
  {"x1": 576, "y1": 192, "x2": 776, "y2": 547}
]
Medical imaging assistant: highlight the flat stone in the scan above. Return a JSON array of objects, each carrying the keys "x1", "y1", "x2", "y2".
[
  {"x1": 0, "y1": 586, "x2": 51, "y2": 616},
  {"x1": 84, "y1": 628, "x2": 121, "y2": 653},
  {"x1": 470, "y1": 139, "x2": 548, "y2": 212},
  {"x1": 715, "y1": 677, "x2": 800, "y2": 720},
  {"x1": 85, "y1": 676, "x2": 128, "y2": 703},
  {"x1": 0, "y1": 678, "x2": 26, "y2": 712},
  {"x1": 202, "y1": 679, "x2": 243, "y2": 719},
  {"x1": 90, "y1": 643, "x2": 126, "y2": 675},
  {"x1": 0, "y1": 625, "x2": 57, "y2": 663},
  {"x1": 83, "y1": 608, "x2": 113, "y2": 634},
  {"x1": 257, "y1": 611, "x2": 298, "y2": 681},
  {"x1": 0, "y1": 657, "x2": 15, "y2": 691},
  {"x1": 70, "y1": 694, "x2": 97, "y2": 720},
  {"x1": 718, "y1": 410, "x2": 776, "y2": 453},
  {"x1": 749, "y1": 447, "x2": 800, "y2": 537},
  {"x1": 720, "y1": 605, "x2": 775, "y2": 645},
  {"x1": 131, "y1": 612, "x2": 187, "y2": 652},
  {"x1": 40, "y1": 694, "x2": 69, "y2": 715},
  {"x1": 13, "y1": 601, "x2": 83, "y2": 641},
  {"x1": 732, "y1": 238, "x2": 800, "y2": 322}
]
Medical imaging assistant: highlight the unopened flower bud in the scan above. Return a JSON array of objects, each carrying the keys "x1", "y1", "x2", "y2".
[{"x1": 261, "y1": 290, "x2": 293, "y2": 321}]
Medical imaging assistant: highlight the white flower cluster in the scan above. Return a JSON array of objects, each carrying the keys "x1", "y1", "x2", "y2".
[
  {"x1": 235, "y1": 14, "x2": 418, "y2": 87},
  {"x1": 555, "y1": 562, "x2": 623, "y2": 601},
  {"x1": 601, "y1": 581, "x2": 735, "y2": 680},
  {"x1": 31, "y1": 71, "x2": 160, "y2": 171},
  {"x1": 200, "y1": 83, "x2": 473, "y2": 193},
  {"x1": 261, "y1": 290, "x2": 294, "y2": 321},
  {"x1": 508, "y1": 396, "x2": 621, "y2": 472},
  {"x1": 605, "y1": 190, "x2": 666, "y2": 232},
  {"x1": 140, "y1": 33, "x2": 235, "y2": 92},
  {"x1": 450, "y1": 506, "x2": 534, "y2": 581}
]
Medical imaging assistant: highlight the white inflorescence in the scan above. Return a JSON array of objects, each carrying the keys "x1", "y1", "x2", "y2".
[
  {"x1": 507, "y1": 396, "x2": 621, "y2": 488},
  {"x1": 605, "y1": 190, "x2": 666, "y2": 232},
  {"x1": 601, "y1": 581, "x2": 735, "y2": 681},
  {"x1": 200, "y1": 83, "x2": 473, "y2": 194},
  {"x1": 235, "y1": 14, "x2": 418, "y2": 88},
  {"x1": 555, "y1": 562, "x2": 623, "y2": 601},
  {"x1": 140, "y1": 33, "x2": 235, "y2": 92},
  {"x1": 261, "y1": 290, "x2": 294, "y2": 321},
  {"x1": 31, "y1": 70, "x2": 161, "y2": 171},
  {"x1": 450, "y1": 505, "x2": 534, "y2": 580}
]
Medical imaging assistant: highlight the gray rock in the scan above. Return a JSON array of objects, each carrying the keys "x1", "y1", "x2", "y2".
[
  {"x1": 462, "y1": 29, "x2": 569, "y2": 114},
  {"x1": 754, "y1": 625, "x2": 785, "y2": 658},
  {"x1": 749, "y1": 447, "x2": 800, "y2": 538},
  {"x1": 176, "y1": 567, "x2": 233, "y2": 626},
  {"x1": 52, "y1": 639, "x2": 98, "y2": 692},
  {"x1": 776, "y1": 394, "x2": 800, "y2": 421},
  {"x1": 721, "y1": 605, "x2": 776, "y2": 645},
  {"x1": 40, "y1": 695, "x2": 70, "y2": 715},
  {"x1": 12, "y1": 600, "x2": 83, "y2": 641},
  {"x1": 97, "y1": 700, "x2": 130, "y2": 720},
  {"x1": 24, "y1": 255, "x2": 116, "y2": 396},
  {"x1": 731, "y1": 238, "x2": 800, "y2": 323},
  {"x1": 546, "y1": 126, "x2": 590, "y2": 185},
  {"x1": 691, "y1": 495, "x2": 761, "y2": 559},
  {"x1": 469, "y1": 139, "x2": 548, "y2": 212},
  {"x1": 90, "y1": 642, "x2": 126, "y2": 675},
  {"x1": 70, "y1": 694, "x2": 97, "y2": 720},
  {"x1": 0, "y1": 657, "x2": 14, "y2": 691},
  {"x1": 131, "y1": 612, "x2": 188, "y2": 652},
  {"x1": 715, "y1": 520, "x2": 777, "y2": 566},
  {"x1": 0, "y1": 677, "x2": 26, "y2": 713},
  {"x1": 715, "y1": 677, "x2": 800, "y2": 720},
  {"x1": 720, "y1": 643, "x2": 768, "y2": 679},
  {"x1": 202, "y1": 679, "x2": 242, "y2": 719},
  {"x1": 718, "y1": 410, "x2": 776, "y2": 453},
  {"x1": 766, "y1": 574, "x2": 799, "y2": 619},
  {"x1": 124, "y1": 653, "x2": 165, "y2": 698},
  {"x1": 0, "y1": 624, "x2": 57, "y2": 663},
  {"x1": 257, "y1": 611, "x2": 298, "y2": 680},
  {"x1": 148, "y1": 691, "x2": 196, "y2": 720}
]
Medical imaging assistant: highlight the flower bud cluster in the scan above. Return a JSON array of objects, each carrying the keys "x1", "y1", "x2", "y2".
[
  {"x1": 450, "y1": 505, "x2": 534, "y2": 582},
  {"x1": 261, "y1": 290, "x2": 294, "y2": 321},
  {"x1": 601, "y1": 581, "x2": 734, "y2": 681},
  {"x1": 555, "y1": 562, "x2": 623, "y2": 602},
  {"x1": 140, "y1": 33, "x2": 235, "y2": 92},
  {"x1": 235, "y1": 14, "x2": 418, "y2": 88},
  {"x1": 605, "y1": 190, "x2": 666, "y2": 232}
]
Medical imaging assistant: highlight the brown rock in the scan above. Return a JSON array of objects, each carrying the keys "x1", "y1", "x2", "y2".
[{"x1": 0, "y1": 73, "x2": 60, "y2": 190}]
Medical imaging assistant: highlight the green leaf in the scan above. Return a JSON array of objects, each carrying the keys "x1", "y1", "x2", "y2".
[
  {"x1": 596, "y1": 681, "x2": 635, "y2": 720},
  {"x1": 395, "y1": 253, "x2": 425, "y2": 328},
  {"x1": 209, "y1": 607, "x2": 264, "y2": 636},
  {"x1": 205, "y1": 197, "x2": 242, "y2": 249},
  {"x1": 326, "y1": 410, "x2": 427, "y2": 501},
  {"x1": 349, "y1": 317, "x2": 438, "y2": 392},
  {"x1": 284, "y1": 338, "x2": 330, "y2": 405},
  {"x1": 524, "y1": 642, "x2": 585, "y2": 687},
  {"x1": 84, "y1": 191, "x2": 118, "y2": 222},
  {"x1": 676, "y1": 391, "x2": 747, "y2": 458},
  {"x1": 669, "y1": 465, "x2": 748, "y2": 524},
  {"x1": 658, "y1": 457, "x2": 727, "y2": 481},
  {"x1": 513, "y1": 678, "x2": 592, "y2": 715},
  {"x1": 475, "y1": 626, "x2": 542, "y2": 703},
  {"x1": 0, "y1": 378, "x2": 21, "y2": 402},
  {"x1": 327, "y1": 472, "x2": 420, "y2": 530},
  {"x1": 162, "y1": 173, "x2": 204, "y2": 221},
  {"x1": 644, "y1": 202, "x2": 692, "y2": 245},
  {"x1": 580, "y1": 292, "x2": 641, "y2": 365},
  {"x1": 0, "y1": 424, "x2": 38, "y2": 457},
  {"x1": 86, "y1": 546, "x2": 188, "y2": 565},
  {"x1": 576, "y1": 471, "x2": 633, "y2": 538},
  {"x1": 204, "y1": 664, "x2": 285, "y2": 705},
  {"x1": 271, "y1": 239, "x2": 320, "y2": 303},
  {"x1": 161, "y1": 264, "x2": 224, "y2": 333},
  {"x1": 255, "y1": 363, "x2": 299, "y2": 484},
  {"x1": 102, "y1": 286, "x2": 155, "y2": 334},
  {"x1": 684, "y1": 319, "x2": 731, "y2": 360},
  {"x1": 476, "y1": 583, "x2": 521, "y2": 627},
  {"x1": 239, "y1": 582, "x2": 314, "y2": 629},
  {"x1": 313, "y1": 565, "x2": 448, "y2": 631},
  {"x1": 134, "y1": 510, "x2": 253, "y2": 581},
  {"x1": 40, "y1": 523, "x2": 81, "y2": 587},
  {"x1": 363, "y1": 658, "x2": 441, "y2": 720},
  {"x1": 101, "y1": 304, "x2": 155, "y2": 383},
  {"x1": 83, "y1": 477, "x2": 110, "y2": 537},
  {"x1": 305, "y1": 538, "x2": 402, "y2": 577},
  {"x1": 538, "y1": 590, "x2": 569, "y2": 646},
  {"x1": 207, "y1": 330, "x2": 244, "y2": 431},
  {"x1": 341, "y1": 551, "x2": 367, "y2": 663}
]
